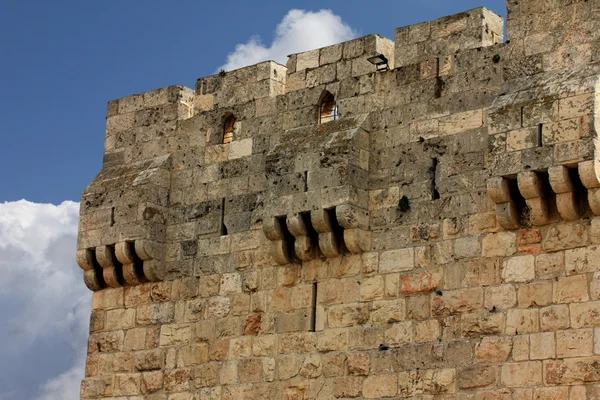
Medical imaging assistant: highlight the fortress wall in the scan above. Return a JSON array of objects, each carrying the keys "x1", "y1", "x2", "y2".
[{"x1": 78, "y1": 1, "x2": 600, "y2": 399}]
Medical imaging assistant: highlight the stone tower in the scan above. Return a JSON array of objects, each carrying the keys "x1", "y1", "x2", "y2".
[{"x1": 77, "y1": 1, "x2": 600, "y2": 398}]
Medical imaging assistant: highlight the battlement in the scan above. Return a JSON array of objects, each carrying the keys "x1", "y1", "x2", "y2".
[{"x1": 78, "y1": 1, "x2": 600, "y2": 399}]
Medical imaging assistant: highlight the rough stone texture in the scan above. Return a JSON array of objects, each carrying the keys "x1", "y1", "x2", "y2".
[{"x1": 78, "y1": 1, "x2": 600, "y2": 398}]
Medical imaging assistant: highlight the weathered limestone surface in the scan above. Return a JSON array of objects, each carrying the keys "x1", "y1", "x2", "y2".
[{"x1": 79, "y1": 1, "x2": 600, "y2": 399}]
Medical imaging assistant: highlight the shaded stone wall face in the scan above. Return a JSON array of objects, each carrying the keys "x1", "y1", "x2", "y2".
[{"x1": 78, "y1": 1, "x2": 600, "y2": 398}]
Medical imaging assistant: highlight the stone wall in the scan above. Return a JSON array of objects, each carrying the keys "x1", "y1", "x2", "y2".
[{"x1": 78, "y1": 1, "x2": 600, "y2": 398}]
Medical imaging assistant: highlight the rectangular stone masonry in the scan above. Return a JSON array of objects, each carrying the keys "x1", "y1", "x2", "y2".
[{"x1": 77, "y1": 1, "x2": 600, "y2": 399}]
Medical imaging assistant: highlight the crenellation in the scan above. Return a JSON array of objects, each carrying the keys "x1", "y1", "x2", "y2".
[{"x1": 77, "y1": 1, "x2": 600, "y2": 398}]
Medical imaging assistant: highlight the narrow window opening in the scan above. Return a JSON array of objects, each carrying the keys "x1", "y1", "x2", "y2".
[
  {"x1": 520, "y1": 107, "x2": 524, "y2": 128},
  {"x1": 318, "y1": 91, "x2": 338, "y2": 124},
  {"x1": 310, "y1": 282, "x2": 318, "y2": 332},
  {"x1": 223, "y1": 113, "x2": 235, "y2": 144},
  {"x1": 434, "y1": 58, "x2": 444, "y2": 98},
  {"x1": 220, "y1": 198, "x2": 228, "y2": 236},
  {"x1": 110, "y1": 207, "x2": 115, "y2": 227},
  {"x1": 537, "y1": 124, "x2": 543, "y2": 146},
  {"x1": 431, "y1": 158, "x2": 440, "y2": 200},
  {"x1": 304, "y1": 171, "x2": 308, "y2": 192}
]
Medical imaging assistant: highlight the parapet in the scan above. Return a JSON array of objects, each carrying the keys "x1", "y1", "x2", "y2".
[
  {"x1": 285, "y1": 34, "x2": 395, "y2": 93},
  {"x1": 194, "y1": 61, "x2": 286, "y2": 112},
  {"x1": 394, "y1": 7, "x2": 503, "y2": 67}
]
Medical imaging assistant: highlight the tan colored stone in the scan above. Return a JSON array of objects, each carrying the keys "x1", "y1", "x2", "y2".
[
  {"x1": 360, "y1": 275, "x2": 384, "y2": 301},
  {"x1": 518, "y1": 281, "x2": 553, "y2": 308},
  {"x1": 556, "y1": 328, "x2": 593, "y2": 358},
  {"x1": 363, "y1": 375, "x2": 398, "y2": 399},
  {"x1": 485, "y1": 284, "x2": 517, "y2": 310},
  {"x1": 415, "y1": 319, "x2": 440, "y2": 342},
  {"x1": 540, "y1": 305, "x2": 570, "y2": 331},
  {"x1": 379, "y1": 248, "x2": 414, "y2": 273},
  {"x1": 501, "y1": 362, "x2": 542, "y2": 387},
  {"x1": 506, "y1": 309, "x2": 539, "y2": 335},
  {"x1": 503, "y1": 255, "x2": 535, "y2": 283},
  {"x1": 554, "y1": 275, "x2": 589, "y2": 303},
  {"x1": 475, "y1": 336, "x2": 513, "y2": 362},
  {"x1": 530, "y1": 332, "x2": 555, "y2": 360},
  {"x1": 482, "y1": 232, "x2": 517, "y2": 257}
]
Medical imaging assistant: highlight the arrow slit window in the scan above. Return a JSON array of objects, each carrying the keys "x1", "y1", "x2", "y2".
[
  {"x1": 318, "y1": 91, "x2": 338, "y2": 124},
  {"x1": 223, "y1": 114, "x2": 235, "y2": 144}
]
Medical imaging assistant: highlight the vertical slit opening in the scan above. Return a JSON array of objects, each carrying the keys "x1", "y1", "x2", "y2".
[
  {"x1": 431, "y1": 158, "x2": 440, "y2": 200},
  {"x1": 310, "y1": 282, "x2": 318, "y2": 332},
  {"x1": 304, "y1": 171, "x2": 308, "y2": 192},
  {"x1": 110, "y1": 207, "x2": 115, "y2": 227},
  {"x1": 220, "y1": 198, "x2": 228, "y2": 236},
  {"x1": 520, "y1": 107, "x2": 524, "y2": 128},
  {"x1": 538, "y1": 124, "x2": 543, "y2": 146}
]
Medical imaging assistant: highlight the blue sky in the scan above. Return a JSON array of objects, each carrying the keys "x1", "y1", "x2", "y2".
[
  {"x1": 0, "y1": 0, "x2": 505, "y2": 204},
  {"x1": 0, "y1": 1, "x2": 507, "y2": 399}
]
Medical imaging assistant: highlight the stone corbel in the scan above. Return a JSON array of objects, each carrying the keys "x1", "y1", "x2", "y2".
[
  {"x1": 579, "y1": 160, "x2": 600, "y2": 215},
  {"x1": 286, "y1": 213, "x2": 315, "y2": 261},
  {"x1": 549, "y1": 166, "x2": 579, "y2": 221},
  {"x1": 96, "y1": 245, "x2": 121, "y2": 288},
  {"x1": 336, "y1": 205, "x2": 371, "y2": 254},
  {"x1": 263, "y1": 217, "x2": 292, "y2": 265},
  {"x1": 487, "y1": 176, "x2": 519, "y2": 230},
  {"x1": 311, "y1": 209, "x2": 340, "y2": 258},
  {"x1": 517, "y1": 171, "x2": 550, "y2": 226},
  {"x1": 77, "y1": 239, "x2": 164, "y2": 291},
  {"x1": 76, "y1": 248, "x2": 103, "y2": 291}
]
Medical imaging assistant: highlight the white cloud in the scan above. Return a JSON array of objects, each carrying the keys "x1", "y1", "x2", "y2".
[
  {"x1": 0, "y1": 200, "x2": 89, "y2": 400},
  {"x1": 219, "y1": 9, "x2": 357, "y2": 71}
]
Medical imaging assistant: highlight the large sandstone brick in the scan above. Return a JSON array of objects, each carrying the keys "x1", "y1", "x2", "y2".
[
  {"x1": 379, "y1": 248, "x2": 414, "y2": 273},
  {"x1": 503, "y1": 255, "x2": 535, "y2": 283},
  {"x1": 542, "y1": 223, "x2": 589, "y2": 252},
  {"x1": 540, "y1": 305, "x2": 570, "y2": 331},
  {"x1": 475, "y1": 336, "x2": 513, "y2": 362},
  {"x1": 530, "y1": 332, "x2": 555, "y2": 360},
  {"x1": 518, "y1": 281, "x2": 552, "y2": 308},
  {"x1": 556, "y1": 329, "x2": 594, "y2": 358},
  {"x1": 362, "y1": 375, "x2": 398, "y2": 398},
  {"x1": 432, "y1": 288, "x2": 484, "y2": 316},
  {"x1": 545, "y1": 357, "x2": 600, "y2": 385},
  {"x1": 327, "y1": 304, "x2": 370, "y2": 328},
  {"x1": 332, "y1": 376, "x2": 363, "y2": 398},
  {"x1": 571, "y1": 301, "x2": 600, "y2": 328},
  {"x1": 371, "y1": 299, "x2": 406, "y2": 324},
  {"x1": 458, "y1": 365, "x2": 498, "y2": 389},
  {"x1": 397, "y1": 369, "x2": 456, "y2": 397},
  {"x1": 553, "y1": 275, "x2": 589, "y2": 303},
  {"x1": 401, "y1": 268, "x2": 444, "y2": 296},
  {"x1": 485, "y1": 284, "x2": 517, "y2": 309},
  {"x1": 501, "y1": 362, "x2": 542, "y2": 387},
  {"x1": 506, "y1": 309, "x2": 539, "y2": 335}
]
